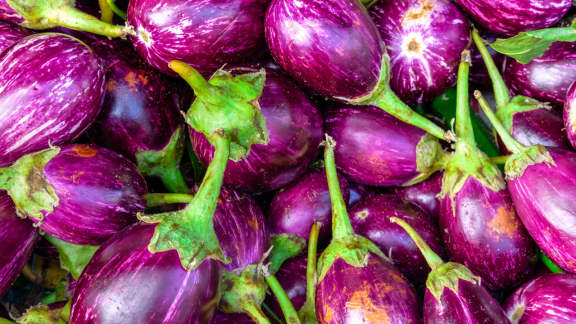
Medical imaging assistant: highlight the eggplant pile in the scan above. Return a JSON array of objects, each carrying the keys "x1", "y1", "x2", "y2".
[{"x1": 3, "y1": 0, "x2": 576, "y2": 323}]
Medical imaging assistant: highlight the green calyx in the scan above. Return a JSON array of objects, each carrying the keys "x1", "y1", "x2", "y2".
[
  {"x1": 0, "y1": 147, "x2": 60, "y2": 222},
  {"x1": 220, "y1": 265, "x2": 270, "y2": 324},
  {"x1": 496, "y1": 95, "x2": 548, "y2": 132},
  {"x1": 16, "y1": 300, "x2": 71, "y2": 324},
  {"x1": 44, "y1": 234, "x2": 99, "y2": 280},
  {"x1": 504, "y1": 144, "x2": 555, "y2": 180},
  {"x1": 403, "y1": 133, "x2": 445, "y2": 186},
  {"x1": 267, "y1": 233, "x2": 306, "y2": 274},
  {"x1": 136, "y1": 126, "x2": 189, "y2": 193},
  {"x1": 426, "y1": 262, "x2": 481, "y2": 301}
]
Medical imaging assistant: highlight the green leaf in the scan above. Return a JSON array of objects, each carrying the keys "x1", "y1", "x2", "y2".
[{"x1": 44, "y1": 234, "x2": 99, "y2": 280}]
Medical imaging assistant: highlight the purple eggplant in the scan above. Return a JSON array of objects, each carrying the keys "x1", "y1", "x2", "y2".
[
  {"x1": 564, "y1": 81, "x2": 576, "y2": 149},
  {"x1": 0, "y1": 33, "x2": 105, "y2": 167},
  {"x1": 392, "y1": 217, "x2": 511, "y2": 324},
  {"x1": 70, "y1": 223, "x2": 221, "y2": 323},
  {"x1": 265, "y1": 0, "x2": 452, "y2": 141},
  {"x1": 504, "y1": 43, "x2": 576, "y2": 108},
  {"x1": 325, "y1": 105, "x2": 444, "y2": 187},
  {"x1": 347, "y1": 181, "x2": 376, "y2": 207},
  {"x1": 454, "y1": 0, "x2": 571, "y2": 36},
  {"x1": 350, "y1": 193, "x2": 445, "y2": 286},
  {"x1": 396, "y1": 171, "x2": 442, "y2": 219},
  {"x1": 369, "y1": 0, "x2": 470, "y2": 105},
  {"x1": 211, "y1": 312, "x2": 254, "y2": 324},
  {"x1": 0, "y1": 20, "x2": 31, "y2": 55},
  {"x1": 127, "y1": 0, "x2": 266, "y2": 75},
  {"x1": 266, "y1": 255, "x2": 307, "y2": 318},
  {"x1": 0, "y1": 193, "x2": 37, "y2": 297},
  {"x1": 0, "y1": 144, "x2": 147, "y2": 245},
  {"x1": 504, "y1": 274, "x2": 576, "y2": 323},
  {"x1": 191, "y1": 67, "x2": 323, "y2": 193}
]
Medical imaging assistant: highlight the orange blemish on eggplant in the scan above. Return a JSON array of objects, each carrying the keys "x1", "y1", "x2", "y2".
[
  {"x1": 487, "y1": 206, "x2": 519, "y2": 240},
  {"x1": 138, "y1": 72, "x2": 149, "y2": 85},
  {"x1": 323, "y1": 304, "x2": 334, "y2": 323},
  {"x1": 70, "y1": 171, "x2": 84, "y2": 184},
  {"x1": 124, "y1": 71, "x2": 139, "y2": 89},
  {"x1": 106, "y1": 80, "x2": 117, "y2": 92},
  {"x1": 346, "y1": 288, "x2": 391, "y2": 324},
  {"x1": 71, "y1": 145, "x2": 97, "y2": 158},
  {"x1": 246, "y1": 215, "x2": 259, "y2": 232},
  {"x1": 402, "y1": 0, "x2": 436, "y2": 22}
]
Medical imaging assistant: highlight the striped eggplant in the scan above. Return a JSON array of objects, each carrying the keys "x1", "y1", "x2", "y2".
[
  {"x1": 396, "y1": 171, "x2": 442, "y2": 219},
  {"x1": 70, "y1": 223, "x2": 221, "y2": 324},
  {"x1": 454, "y1": 0, "x2": 571, "y2": 36},
  {"x1": 0, "y1": 33, "x2": 105, "y2": 167},
  {"x1": 325, "y1": 105, "x2": 444, "y2": 187},
  {"x1": 369, "y1": 0, "x2": 470, "y2": 105},
  {"x1": 0, "y1": 193, "x2": 37, "y2": 298},
  {"x1": 127, "y1": 0, "x2": 267, "y2": 75},
  {"x1": 0, "y1": 144, "x2": 147, "y2": 245},
  {"x1": 564, "y1": 81, "x2": 576, "y2": 149},
  {"x1": 0, "y1": 20, "x2": 31, "y2": 55},
  {"x1": 504, "y1": 274, "x2": 576, "y2": 323}
]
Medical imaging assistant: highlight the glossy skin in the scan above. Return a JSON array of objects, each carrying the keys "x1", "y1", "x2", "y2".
[
  {"x1": 268, "y1": 169, "x2": 350, "y2": 242},
  {"x1": 350, "y1": 194, "x2": 445, "y2": 286},
  {"x1": 440, "y1": 177, "x2": 537, "y2": 290},
  {"x1": 508, "y1": 148, "x2": 576, "y2": 273},
  {"x1": 504, "y1": 274, "x2": 576, "y2": 324},
  {"x1": 267, "y1": 255, "x2": 307, "y2": 318},
  {"x1": 127, "y1": 0, "x2": 266, "y2": 75},
  {"x1": 211, "y1": 312, "x2": 254, "y2": 324},
  {"x1": 424, "y1": 278, "x2": 510, "y2": 323},
  {"x1": 0, "y1": 0, "x2": 25, "y2": 24},
  {"x1": 504, "y1": 43, "x2": 576, "y2": 108},
  {"x1": 370, "y1": 0, "x2": 470, "y2": 105},
  {"x1": 564, "y1": 81, "x2": 576, "y2": 149},
  {"x1": 0, "y1": 33, "x2": 105, "y2": 167},
  {"x1": 454, "y1": 0, "x2": 571, "y2": 36},
  {"x1": 0, "y1": 21, "x2": 31, "y2": 55},
  {"x1": 265, "y1": 0, "x2": 383, "y2": 99},
  {"x1": 36, "y1": 145, "x2": 147, "y2": 245},
  {"x1": 71, "y1": 223, "x2": 221, "y2": 324},
  {"x1": 396, "y1": 171, "x2": 442, "y2": 219},
  {"x1": 0, "y1": 193, "x2": 37, "y2": 297},
  {"x1": 325, "y1": 105, "x2": 429, "y2": 186},
  {"x1": 508, "y1": 108, "x2": 570, "y2": 150},
  {"x1": 347, "y1": 181, "x2": 376, "y2": 207},
  {"x1": 191, "y1": 68, "x2": 323, "y2": 192},
  {"x1": 316, "y1": 255, "x2": 419, "y2": 324}
]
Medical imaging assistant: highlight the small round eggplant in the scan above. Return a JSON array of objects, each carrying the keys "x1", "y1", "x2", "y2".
[
  {"x1": 370, "y1": 0, "x2": 470, "y2": 105},
  {"x1": 325, "y1": 105, "x2": 443, "y2": 187},
  {"x1": 0, "y1": 33, "x2": 105, "y2": 167},
  {"x1": 396, "y1": 171, "x2": 442, "y2": 219},
  {"x1": 191, "y1": 67, "x2": 323, "y2": 193},
  {"x1": 0, "y1": 20, "x2": 31, "y2": 55},
  {"x1": 0, "y1": 193, "x2": 37, "y2": 298},
  {"x1": 70, "y1": 223, "x2": 221, "y2": 324},
  {"x1": 454, "y1": 0, "x2": 571, "y2": 36},
  {"x1": 504, "y1": 274, "x2": 576, "y2": 324},
  {"x1": 127, "y1": 0, "x2": 266, "y2": 75}
]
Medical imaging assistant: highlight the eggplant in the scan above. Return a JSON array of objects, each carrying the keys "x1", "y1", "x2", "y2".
[
  {"x1": 0, "y1": 33, "x2": 105, "y2": 167},
  {"x1": 504, "y1": 274, "x2": 576, "y2": 323},
  {"x1": 191, "y1": 67, "x2": 323, "y2": 193},
  {"x1": 266, "y1": 256, "x2": 307, "y2": 318},
  {"x1": 396, "y1": 171, "x2": 442, "y2": 219},
  {"x1": 347, "y1": 181, "x2": 376, "y2": 207},
  {"x1": 0, "y1": 20, "x2": 31, "y2": 55},
  {"x1": 350, "y1": 193, "x2": 445, "y2": 286},
  {"x1": 439, "y1": 51, "x2": 537, "y2": 291},
  {"x1": 472, "y1": 29, "x2": 570, "y2": 151},
  {"x1": 70, "y1": 223, "x2": 221, "y2": 324},
  {"x1": 87, "y1": 39, "x2": 189, "y2": 193},
  {"x1": 564, "y1": 81, "x2": 576, "y2": 149},
  {"x1": 212, "y1": 312, "x2": 254, "y2": 324},
  {"x1": 265, "y1": 0, "x2": 452, "y2": 141},
  {"x1": 454, "y1": 0, "x2": 571, "y2": 36},
  {"x1": 325, "y1": 105, "x2": 444, "y2": 187},
  {"x1": 392, "y1": 217, "x2": 511, "y2": 324},
  {"x1": 315, "y1": 136, "x2": 419, "y2": 324},
  {"x1": 0, "y1": 144, "x2": 147, "y2": 245},
  {"x1": 0, "y1": 193, "x2": 37, "y2": 298},
  {"x1": 369, "y1": 0, "x2": 470, "y2": 105},
  {"x1": 127, "y1": 0, "x2": 266, "y2": 75}
]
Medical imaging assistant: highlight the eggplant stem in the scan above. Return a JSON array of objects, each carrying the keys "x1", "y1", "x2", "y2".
[
  {"x1": 265, "y1": 274, "x2": 302, "y2": 324},
  {"x1": 490, "y1": 155, "x2": 511, "y2": 164},
  {"x1": 107, "y1": 0, "x2": 127, "y2": 20},
  {"x1": 47, "y1": 6, "x2": 129, "y2": 37},
  {"x1": 297, "y1": 222, "x2": 320, "y2": 323},
  {"x1": 158, "y1": 165, "x2": 189, "y2": 193},
  {"x1": 243, "y1": 302, "x2": 272, "y2": 324},
  {"x1": 98, "y1": 0, "x2": 114, "y2": 24},
  {"x1": 474, "y1": 90, "x2": 524, "y2": 154},
  {"x1": 21, "y1": 264, "x2": 42, "y2": 283},
  {"x1": 169, "y1": 60, "x2": 212, "y2": 96},
  {"x1": 455, "y1": 49, "x2": 475, "y2": 147},
  {"x1": 541, "y1": 253, "x2": 565, "y2": 274},
  {"x1": 390, "y1": 217, "x2": 444, "y2": 271},
  {"x1": 144, "y1": 193, "x2": 194, "y2": 208},
  {"x1": 471, "y1": 29, "x2": 510, "y2": 109}
]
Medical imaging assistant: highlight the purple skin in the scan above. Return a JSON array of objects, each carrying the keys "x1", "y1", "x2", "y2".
[
  {"x1": 507, "y1": 148, "x2": 576, "y2": 273},
  {"x1": 325, "y1": 105, "x2": 436, "y2": 186},
  {"x1": 0, "y1": 20, "x2": 31, "y2": 55},
  {"x1": 506, "y1": 108, "x2": 570, "y2": 151},
  {"x1": 440, "y1": 177, "x2": 537, "y2": 291},
  {"x1": 370, "y1": 0, "x2": 470, "y2": 105},
  {"x1": 350, "y1": 193, "x2": 445, "y2": 286},
  {"x1": 347, "y1": 181, "x2": 376, "y2": 207},
  {"x1": 265, "y1": 0, "x2": 382, "y2": 99},
  {"x1": 396, "y1": 171, "x2": 442, "y2": 219},
  {"x1": 33, "y1": 144, "x2": 147, "y2": 245},
  {"x1": 315, "y1": 255, "x2": 419, "y2": 324},
  {"x1": 0, "y1": 0, "x2": 25, "y2": 24},
  {"x1": 504, "y1": 274, "x2": 576, "y2": 323},
  {"x1": 564, "y1": 81, "x2": 576, "y2": 149},
  {"x1": 0, "y1": 33, "x2": 105, "y2": 167},
  {"x1": 504, "y1": 43, "x2": 576, "y2": 108},
  {"x1": 454, "y1": 0, "x2": 571, "y2": 36},
  {"x1": 127, "y1": 0, "x2": 266, "y2": 75},
  {"x1": 266, "y1": 255, "x2": 307, "y2": 319},
  {"x1": 71, "y1": 223, "x2": 221, "y2": 324},
  {"x1": 191, "y1": 67, "x2": 323, "y2": 192},
  {"x1": 0, "y1": 193, "x2": 37, "y2": 297},
  {"x1": 211, "y1": 312, "x2": 254, "y2": 324},
  {"x1": 268, "y1": 169, "x2": 350, "y2": 243}
]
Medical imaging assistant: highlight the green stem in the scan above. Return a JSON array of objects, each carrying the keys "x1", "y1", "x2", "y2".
[
  {"x1": 145, "y1": 193, "x2": 194, "y2": 208},
  {"x1": 390, "y1": 217, "x2": 444, "y2": 271},
  {"x1": 159, "y1": 164, "x2": 189, "y2": 193},
  {"x1": 490, "y1": 155, "x2": 511, "y2": 164},
  {"x1": 169, "y1": 60, "x2": 212, "y2": 96},
  {"x1": 244, "y1": 302, "x2": 272, "y2": 324},
  {"x1": 455, "y1": 50, "x2": 475, "y2": 146},
  {"x1": 98, "y1": 0, "x2": 114, "y2": 23},
  {"x1": 265, "y1": 275, "x2": 302, "y2": 324},
  {"x1": 474, "y1": 90, "x2": 524, "y2": 154},
  {"x1": 472, "y1": 29, "x2": 510, "y2": 109},
  {"x1": 542, "y1": 253, "x2": 565, "y2": 274},
  {"x1": 107, "y1": 0, "x2": 127, "y2": 20},
  {"x1": 297, "y1": 222, "x2": 320, "y2": 323},
  {"x1": 0, "y1": 319, "x2": 15, "y2": 324},
  {"x1": 21, "y1": 264, "x2": 42, "y2": 283},
  {"x1": 267, "y1": 234, "x2": 306, "y2": 274},
  {"x1": 46, "y1": 6, "x2": 128, "y2": 37}
]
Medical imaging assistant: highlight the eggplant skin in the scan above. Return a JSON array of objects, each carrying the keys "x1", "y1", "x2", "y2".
[
  {"x1": 0, "y1": 0, "x2": 24, "y2": 24},
  {"x1": 509, "y1": 108, "x2": 570, "y2": 151},
  {"x1": 315, "y1": 255, "x2": 419, "y2": 324},
  {"x1": 0, "y1": 33, "x2": 105, "y2": 167},
  {"x1": 267, "y1": 256, "x2": 307, "y2": 317},
  {"x1": 0, "y1": 20, "x2": 31, "y2": 55},
  {"x1": 504, "y1": 274, "x2": 576, "y2": 324},
  {"x1": 396, "y1": 172, "x2": 442, "y2": 219},
  {"x1": 0, "y1": 193, "x2": 37, "y2": 298},
  {"x1": 70, "y1": 223, "x2": 221, "y2": 324}
]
